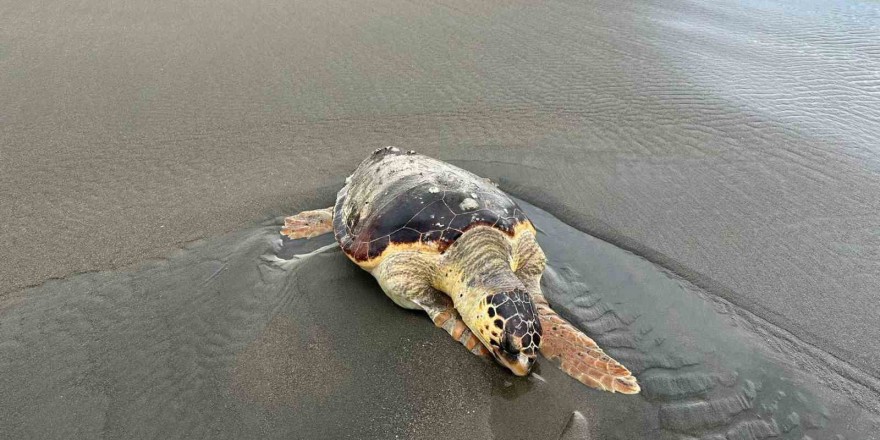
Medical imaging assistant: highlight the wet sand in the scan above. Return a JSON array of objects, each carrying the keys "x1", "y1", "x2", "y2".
[
  {"x1": 2, "y1": 200, "x2": 878, "y2": 438},
  {"x1": 2, "y1": 0, "x2": 880, "y2": 438}
]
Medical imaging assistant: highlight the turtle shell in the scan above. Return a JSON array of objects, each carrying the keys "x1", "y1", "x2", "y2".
[{"x1": 332, "y1": 147, "x2": 531, "y2": 263}]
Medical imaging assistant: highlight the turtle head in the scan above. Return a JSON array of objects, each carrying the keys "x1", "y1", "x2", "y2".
[{"x1": 480, "y1": 288, "x2": 542, "y2": 376}]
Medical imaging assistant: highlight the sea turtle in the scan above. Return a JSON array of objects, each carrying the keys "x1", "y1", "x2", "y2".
[{"x1": 281, "y1": 147, "x2": 639, "y2": 394}]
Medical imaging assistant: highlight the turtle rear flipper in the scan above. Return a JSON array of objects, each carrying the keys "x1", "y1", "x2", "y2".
[
  {"x1": 281, "y1": 207, "x2": 334, "y2": 239},
  {"x1": 537, "y1": 303, "x2": 640, "y2": 394}
]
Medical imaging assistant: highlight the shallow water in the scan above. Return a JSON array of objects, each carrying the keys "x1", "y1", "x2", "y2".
[{"x1": 1, "y1": 198, "x2": 877, "y2": 439}]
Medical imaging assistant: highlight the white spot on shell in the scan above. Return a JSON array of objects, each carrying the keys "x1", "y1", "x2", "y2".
[
  {"x1": 428, "y1": 186, "x2": 440, "y2": 194},
  {"x1": 345, "y1": 176, "x2": 352, "y2": 184},
  {"x1": 459, "y1": 197, "x2": 479, "y2": 211}
]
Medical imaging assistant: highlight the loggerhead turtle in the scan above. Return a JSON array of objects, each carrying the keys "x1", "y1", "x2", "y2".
[{"x1": 281, "y1": 147, "x2": 639, "y2": 394}]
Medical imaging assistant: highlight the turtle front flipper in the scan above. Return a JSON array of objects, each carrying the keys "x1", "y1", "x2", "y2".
[
  {"x1": 513, "y1": 231, "x2": 639, "y2": 394},
  {"x1": 372, "y1": 251, "x2": 490, "y2": 358},
  {"x1": 535, "y1": 299, "x2": 640, "y2": 394},
  {"x1": 281, "y1": 207, "x2": 334, "y2": 239},
  {"x1": 428, "y1": 301, "x2": 491, "y2": 357}
]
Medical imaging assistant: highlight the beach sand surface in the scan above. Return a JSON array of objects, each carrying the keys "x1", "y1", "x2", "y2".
[{"x1": 1, "y1": 0, "x2": 879, "y2": 438}]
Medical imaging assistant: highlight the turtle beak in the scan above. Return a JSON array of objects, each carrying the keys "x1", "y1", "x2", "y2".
[
  {"x1": 492, "y1": 347, "x2": 536, "y2": 376},
  {"x1": 509, "y1": 355, "x2": 536, "y2": 376}
]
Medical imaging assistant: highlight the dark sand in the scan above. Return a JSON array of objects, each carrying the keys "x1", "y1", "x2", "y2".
[{"x1": 2, "y1": 0, "x2": 879, "y2": 438}]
